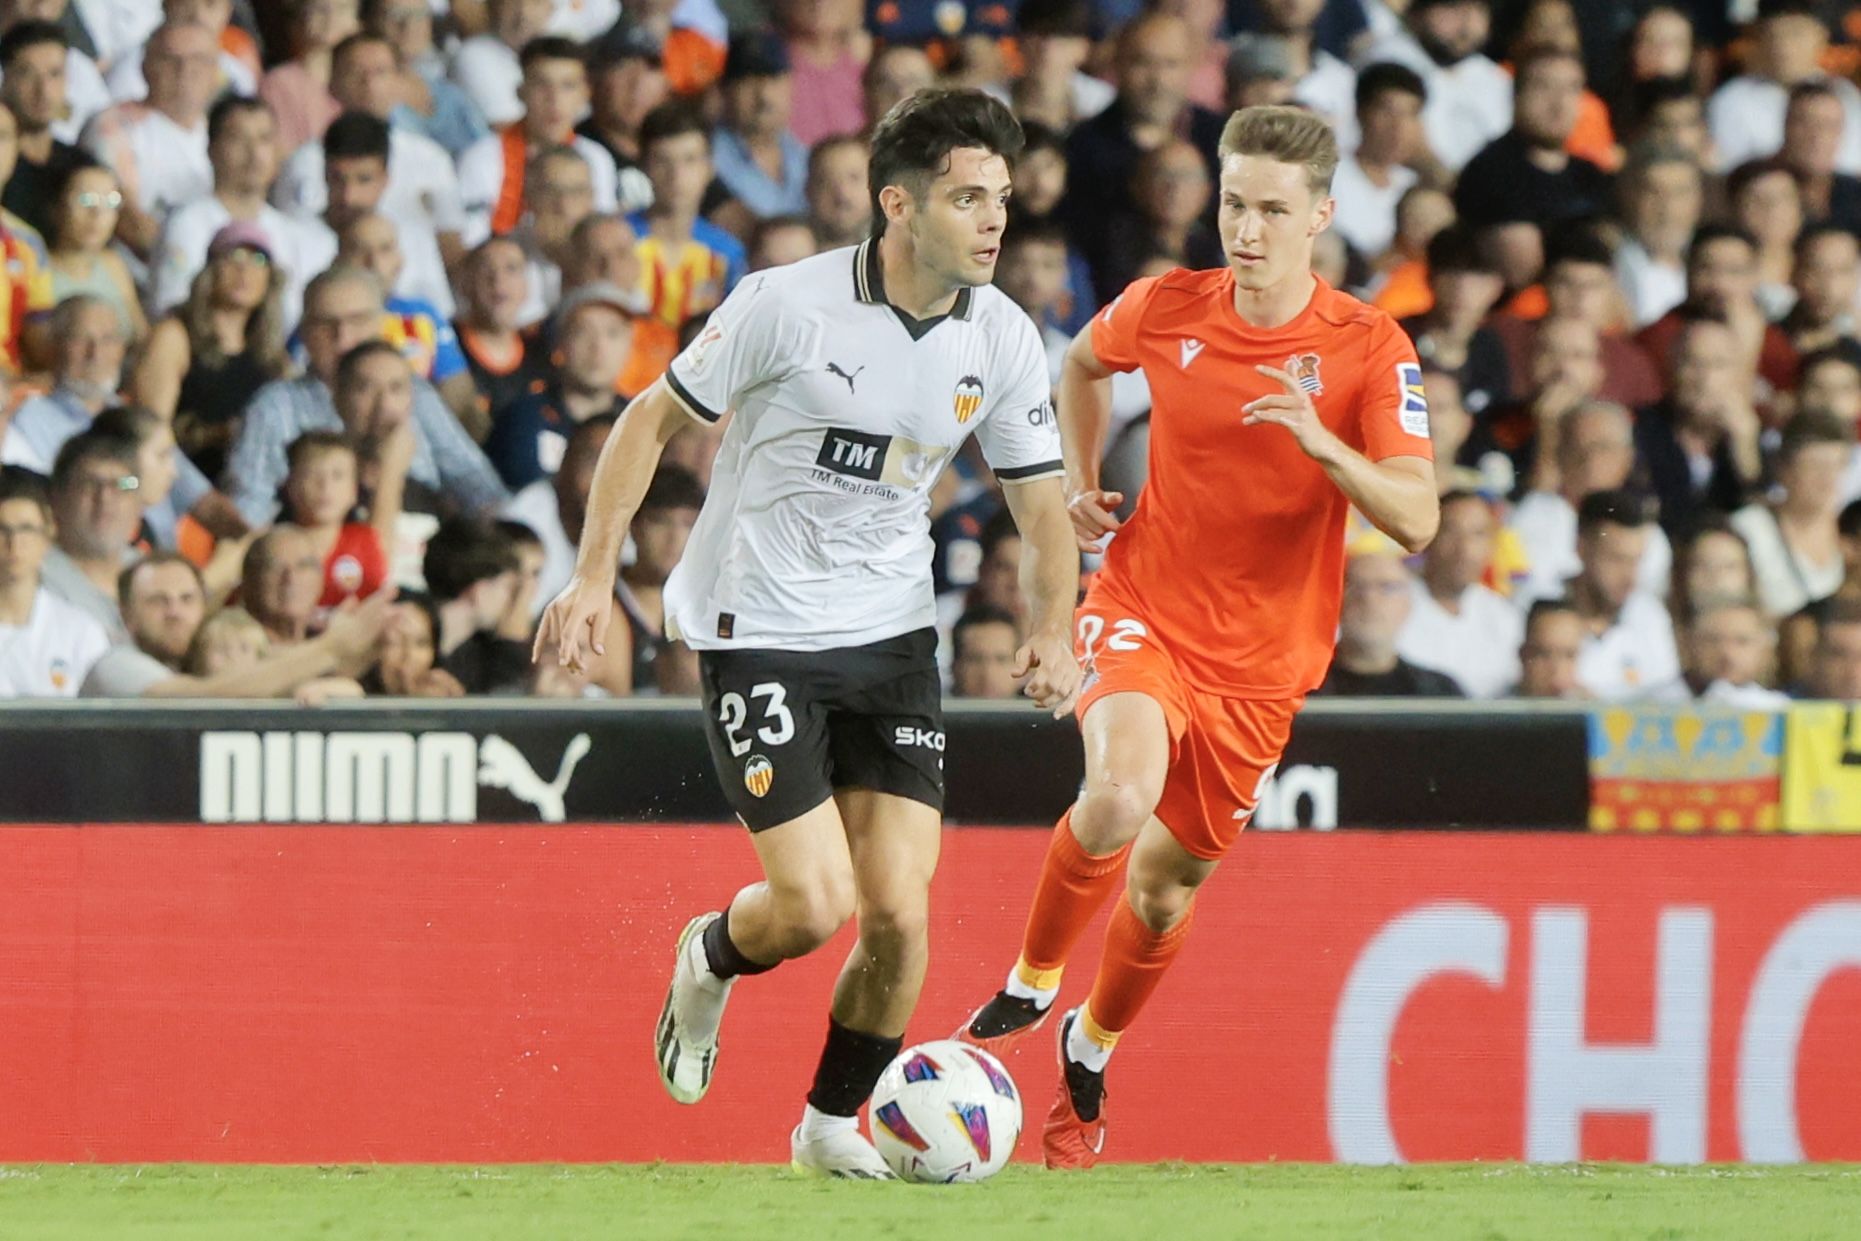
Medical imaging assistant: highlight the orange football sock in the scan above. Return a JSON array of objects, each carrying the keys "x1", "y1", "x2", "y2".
[
  {"x1": 1081, "y1": 894, "x2": 1196, "y2": 1038},
  {"x1": 1011, "y1": 809, "x2": 1131, "y2": 993}
]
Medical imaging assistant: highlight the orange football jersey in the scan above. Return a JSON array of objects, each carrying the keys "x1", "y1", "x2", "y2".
[{"x1": 1090, "y1": 268, "x2": 1432, "y2": 698}]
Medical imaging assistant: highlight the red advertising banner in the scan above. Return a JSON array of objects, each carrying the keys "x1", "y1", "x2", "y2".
[{"x1": 0, "y1": 828, "x2": 1857, "y2": 1164}]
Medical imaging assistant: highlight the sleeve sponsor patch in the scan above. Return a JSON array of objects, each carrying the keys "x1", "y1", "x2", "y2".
[{"x1": 1397, "y1": 362, "x2": 1429, "y2": 438}]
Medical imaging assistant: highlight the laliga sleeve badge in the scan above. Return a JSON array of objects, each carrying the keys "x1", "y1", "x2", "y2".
[{"x1": 744, "y1": 754, "x2": 774, "y2": 799}]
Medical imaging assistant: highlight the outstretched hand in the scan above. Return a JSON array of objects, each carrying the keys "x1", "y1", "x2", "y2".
[{"x1": 1243, "y1": 365, "x2": 1338, "y2": 459}]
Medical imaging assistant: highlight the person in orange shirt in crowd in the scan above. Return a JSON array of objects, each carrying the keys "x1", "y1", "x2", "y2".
[{"x1": 957, "y1": 106, "x2": 1439, "y2": 1167}]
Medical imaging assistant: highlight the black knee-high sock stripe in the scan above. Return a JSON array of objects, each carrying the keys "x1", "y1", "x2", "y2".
[{"x1": 702, "y1": 906, "x2": 776, "y2": 979}]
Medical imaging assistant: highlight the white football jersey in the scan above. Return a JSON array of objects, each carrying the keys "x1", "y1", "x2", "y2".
[
  {"x1": 662, "y1": 240, "x2": 1063, "y2": 652},
  {"x1": 0, "y1": 588, "x2": 110, "y2": 699}
]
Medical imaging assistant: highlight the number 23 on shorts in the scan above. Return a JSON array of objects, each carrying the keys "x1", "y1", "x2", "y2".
[{"x1": 717, "y1": 681, "x2": 796, "y2": 756}]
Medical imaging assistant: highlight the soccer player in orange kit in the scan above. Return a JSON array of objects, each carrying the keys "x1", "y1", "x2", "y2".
[{"x1": 955, "y1": 106, "x2": 1442, "y2": 1168}]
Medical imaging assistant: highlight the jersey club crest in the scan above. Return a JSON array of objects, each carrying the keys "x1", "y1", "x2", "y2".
[
  {"x1": 952, "y1": 375, "x2": 984, "y2": 424},
  {"x1": 1285, "y1": 352, "x2": 1324, "y2": 396}
]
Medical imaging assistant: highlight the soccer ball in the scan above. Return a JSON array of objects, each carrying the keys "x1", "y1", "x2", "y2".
[{"x1": 868, "y1": 1039, "x2": 1022, "y2": 1183}]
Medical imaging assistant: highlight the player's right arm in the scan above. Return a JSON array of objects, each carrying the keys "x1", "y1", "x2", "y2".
[
  {"x1": 1057, "y1": 321, "x2": 1124, "y2": 552},
  {"x1": 532, "y1": 379, "x2": 692, "y2": 673}
]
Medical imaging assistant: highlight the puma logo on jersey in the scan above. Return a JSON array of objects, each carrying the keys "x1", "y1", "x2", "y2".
[
  {"x1": 826, "y1": 361, "x2": 865, "y2": 394},
  {"x1": 1180, "y1": 338, "x2": 1205, "y2": 369}
]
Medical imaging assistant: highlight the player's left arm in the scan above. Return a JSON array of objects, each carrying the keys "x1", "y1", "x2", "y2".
[{"x1": 1000, "y1": 474, "x2": 1083, "y2": 718}]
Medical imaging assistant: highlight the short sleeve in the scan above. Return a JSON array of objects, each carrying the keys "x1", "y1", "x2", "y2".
[
  {"x1": 428, "y1": 315, "x2": 467, "y2": 382},
  {"x1": 1087, "y1": 275, "x2": 1164, "y2": 374},
  {"x1": 972, "y1": 313, "x2": 1064, "y2": 484},
  {"x1": 663, "y1": 275, "x2": 788, "y2": 424},
  {"x1": 1355, "y1": 314, "x2": 1436, "y2": 463}
]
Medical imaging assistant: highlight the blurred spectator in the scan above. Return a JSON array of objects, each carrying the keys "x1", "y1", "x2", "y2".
[
  {"x1": 805, "y1": 132, "x2": 868, "y2": 249},
  {"x1": 1708, "y1": 0, "x2": 1861, "y2": 177},
  {"x1": 616, "y1": 462, "x2": 701, "y2": 695},
  {"x1": 259, "y1": 0, "x2": 356, "y2": 159},
  {"x1": 225, "y1": 266, "x2": 508, "y2": 526},
  {"x1": 1511, "y1": 400, "x2": 1671, "y2": 602},
  {"x1": 0, "y1": 99, "x2": 51, "y2": 376},
  {"x1": 1399, "y1": 225, "x2": 1510, "y2": 417},
  {"x1": 84, "y1": 551, "x2": 392, "y2": 697},
  {"x1": 1396, "y1": 490, "x2": 1521, "y2": 697},
  {"x1": 458, "y1": 36, "x2": 620, "y2": 247},
  {"x1": 966, "y1": 507, "x2": 1026, "y2": 631},
  {"x1": 1636, "y1": 225, "x2": 1797, "y2": 406},
  {"x1": 1318, "y1": 546, "x2": 1463, "y2": 696},
  {"x1": 1804, "y1": 598, "x2": 1861, "y2": 698},
  {"x1": 605, "y1": 0, "x2": 723, "y2": 99},
  {"x1": 1671, "y1": 517, "x2": 1759, "y2": 627},
  {"x1": 424, "y1": 514, "x2": 528, "y2": 694},
  {"x1": 79, "y1": 19, "x2": 216, "y2": 259},
  {"x1": 1622, "y1": 75, "x2": 1716, "y2": 176},
  {"x1": 1249, "y1": 0, "x2": 1357, "y2": 148},
  {"x1": 950, "y1": 604, "x2": 1020, "y2": 698},
  {"x1": 362, "y1": 590, "x2": 466, "y2": 696},
  {"x1": 1098, "y1": 138, "x2": 1220, "y2": 300},
  {"x1": 1613, "y1": 144, "x2": 1701, "y2": 328},
  {"x1": 1556, "y1": 488, "x2": 1680, "y2": 698},
  {"x1": 0, "y1": 3, "x2": 109, "y2": 146},
  {"x1": 1620, "y1": 8, "x2": 1698, "y2": 103},
  {"x1": 1, "y1": 21, "x2": 89, "y2": 237},
  {"x1": 451, "y1": 0, "x2": 549, "y2": 129},
  {"x1": 90, "y1": 405, "x2": 241, "y2": 565},
  {"x1": 1009, "y1": 0, "x2": 1108, "y2": 131},
  {"x1": 275, "y1": 35, "x2": 467, "y2": 267},
  {"x1": 1731, "y1": 411, "x2": 1849, "y2": 617},
  {"x1": 1357, "y1": 0, "x2": 1510, "y2": 174},
  {"x1": 1682, "y1": 599, "x2": 1789, "y2": 706},
  {"x1": 485, "y1": 281, "x2": 632, "y2": 489},
  {"x1": 747, "y1": 214, "x2": 815, "y2": 271},
  {"x1": 0, "y1": 465, "x2": 106, "y2": 696},
  {"x1": 503, "y1": 409, "x2": 610, "y2": 611},
  {"x1": 1507, "y1": 0, "x2": 1618, "y2": 172},
  {"x1": 1330, "y1": 62, "x2": 1425, "y2": 266},
  {"x1": 359, "y1": 0, "x2": 487, "y2": 158},
  {"x1": 563, "y1": 211, "x2": 643, "y2": 294},
  {"x1": 280, "y1": 429, "x2": 391, "y2": 611},
  {"x1": 455, "y1": 235, "x2": 550, "y2": 430},
  {"x1": 1777, "y1": 79, "x2": 1861, "y2": 236},
  {"x1": 861, "y1": 42, "x2": 935, "y2": 132},
  {"x1": 1728, "y1": 158, "x2": 1804, "y2": 319},
  {"x1": 777, "y1": 0, "x2": 868, "y2": 147},
  {"x1": 574, "y1": 27, "x2": 661, "y2": 212},
  {"x1": 149, "y1": 95, "x2": 338, "y2": 334},
  {"x1": 1226, "y1": 32, "x2": 1294, "y2": 114},
  {"x1": 1421, "y1": 366, "x2": 1477, "y2": 491},
  {"x1": 1636, "y1": 313, "x2": 1765, "y2": 540},
  {"x1": 129, "y1": 220, "x2": 288, "y2": 483},
  {"x1": 711, "y1": 33, "x2": 807, "y2": 222},
  {"x1": 2, "y1": 293, "x2": 124, "y2": 470},
  {"x1": 1064, "y1": 14, "x2": 1222, "y2": 284},
  {"x1": 1781, "y1": 224, "x2": 1860, "y2": 359},
  {"x1": 1512, "y1": 597, "x2": 1585, "y2": 698},
  {"x1": 629, "y1": 102, "x2": 744, "y2": 385},
  {"x1": 1366, "y1": 182, "x2": 1453, "y2": 317},
  {"x1": 1453, "y1": 48, "x2": 1611, "y2": 234},
  {"x1": 335, "y1": 210, "x2": 469, "y2": 411},
  {"x1": 243, "y1": 524, "x2": 324, "y2": 646},
  {"x1": 1464, "y1": 314, "x2": 1603, "y2": 486},
  {"x1": 44, "y1": 157, "x2": 143, "y2": 341},
  {"x1": 113, "y1": 1, "x2": 260, "y2": 99}
]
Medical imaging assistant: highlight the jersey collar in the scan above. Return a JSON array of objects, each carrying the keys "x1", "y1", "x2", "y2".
[{"x1": 853, "y1": 236, "x2": 974, "y2": 341}]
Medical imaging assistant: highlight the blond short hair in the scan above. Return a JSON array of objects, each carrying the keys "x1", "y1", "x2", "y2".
[
  {"x1": 185, "y1": 607, "x2": 271, "y2": 677},
  {"x1": 1218, "y1": 105, "x2": 1340, "y2": 197}
]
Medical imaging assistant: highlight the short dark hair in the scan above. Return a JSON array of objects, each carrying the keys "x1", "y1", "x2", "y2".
[
  {"x1": 520, "y1": 35, "x2": 586, "y2": 74},
  {"x1": 868, "y1": 88, "x2": 1023, "y2": 233},
  {"x1": 1631, "y1": 75, "x2": 1699, "y2": 125},
  {"x1": 0, "y1": 21, "x2": 64, "y2": 70},
  {"x1": 335, "y1": 338, "x2": 407, "y2": 391},
  {"x1": 638, "y1": 464, "x2": 705, "y2": 515},
  {"x1": 1726, "y1": 157, "x2": 1796, "y2": 205},
  {"x1": 1543, "y1": 222, "x2": 1615, "y2": 272},
  {"x1": 496, "y1": 518, "x2": 543, "y2": 550},
  {"x1": 639, "y1": 101, "x2": 710, "y2": 158},
  {"x1": 1787, "y1": 77, "x2": 1842, "y2": 113},
  {"x1": 50, "y1": 152, "x2": 109, "y2": 206},
  {"x1": 565, "y1": 411, "x2": 619, "y2": 457},
  {"x1": 1778, "y1": 410, "x2": 1852, "y2": 464},
  {"x1": 749, "y1": 213, "x2": 815, "y2": 256},
  {"x1": 286, "y1": 429, "x2": 358, "y2": 474},
  {"x1": 90, "y1": 405, "x2": 162, "y2": 445},
  {"x1": 423, "y1": 517, "x2": 520, "y2": 602},
  {"x1": 952, "y1": 604, "x2": 1018, "y2": 656},
  {"x1": 207, "y1": 94, "x2": 271, "y2": 146},
  {"x1": 50, "y1": 428, "x2": 137, "y2": 494},
  {"x1": 0, "y1": 465, "x2": 51, "y2": 522},
  {"x1": 1798, "y1": 345, "x2": 1861, "y2": 381},
  {"x1": 1017, "y1": 119, "x2": 1065, "y2": 161},
  {"x1": 1355, "y1": 61, "x2": 1426, "y2": 114},
  {"x1": 1425, "y1": 224, "x2": 1496, "y2": 277},
  {"x1": 1576, "y1": 488, "x2": 1653, "y2": 536},
  {"x1": 1015, "y1": 0, "x2": 1092, "y2": 39},
  {"x1": 118, "y1": 551, "x2": 203, "y2": 613},
  {"x1": 1524, "y1": 596, "x2": 1580, "y2": 636},
  {"x1": 1514, "y1": 45, "x2": 1583, "y2": 90},
  {"x1": 1686, "y1": 222, "x2": 1756, "y2": 270},
  {"x1": 332, "y1": 30, "x2": 395, "y2": 72},
  {"x1": 323, "y1": 110, "x2": 392, "y2": 163},
  {"x1": 1795, "y1": 220, "x2": 1858, "y2": 262},
  {"x1": 1002, "y1": 216, "x2": 1068, "y2": 251},
  {"x1": 978, "y1": 506, "x2": 1019, "y2": 561},
  {"x1": 1758, "y1": 0, "x2": 1822, "y2": 22},
  {"x1": 1840, "y1": 498, "x2": 1861, "y2": 540}
]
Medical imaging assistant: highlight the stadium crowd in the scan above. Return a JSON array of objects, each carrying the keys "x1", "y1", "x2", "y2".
[{"x1": 1, "y1": 0, "x2": 1861, "y2": 704}]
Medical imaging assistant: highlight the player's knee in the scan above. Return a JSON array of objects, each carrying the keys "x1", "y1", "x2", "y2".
[
  {"x1": 773, "y1": 874, "x2": 857, "y2": 954},
  {"x1": 855, "y1": 891, "x2": 930, "y2": 953},
  {"x1": 1127, "y1": 880, "x2": 1194, "y2": 934},
  {"x1": 1073, "y1": 780, "x2": 1160, "y2": 852}
]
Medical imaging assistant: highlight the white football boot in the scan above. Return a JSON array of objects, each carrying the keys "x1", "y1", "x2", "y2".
[
  {"x1": 789, "y1": 1124, "x2": 897, "y2": 1180},
  {"x1": 654, "y1": 912, "x2": 732, "y2": 1104}
]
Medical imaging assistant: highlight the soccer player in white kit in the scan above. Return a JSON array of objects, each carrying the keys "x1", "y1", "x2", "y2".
[{"x1": 534, "y1": 89, "x2": 1083, "y2": 1178}]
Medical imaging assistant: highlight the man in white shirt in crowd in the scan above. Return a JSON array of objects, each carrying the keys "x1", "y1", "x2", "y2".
[
  {"x1": 1254, "y1": 0, "x2": 1358, "y2": 151},
  {"x1": 315, "y1": 112, "x2": 452, "y2": 316},
  {"x1": 1613, "y1": 144, "x2": 1704, "y2": 329},
  {"x1": 1511, "y1": 598, "x2": 1585, "y2": 699},
  {"x1": 452, "y1": 0, "x2": 552, "y2": 129},
  {"x1": 1680, "y1": 599, "x2": 1791, "y2": 706},
  {"x1": 78, "y1": 19, "x2": 216, "y2": 258},
  {"x1": 1356, "y1": 0, "x2": 1509, "y2": 174},
  {"x1": 1396, "y1": 489, "x2": 1522, "y2": 697},
  {"x1": 104, "y1": 0, "x2": 256, "y2": 103},
  {"x1": 1510, "y1": 399, "x2": 1672, "y2": 602},
  {"x1": 459, "y1": 35, "x2": 619, "y2": 248},
  {"x1": 1709, "y1": 0, "x2": 1861, "y2": 176},
  {"x1": 273, "y1": 31, "x2": 465, "y2": 270},
  {"x1": 1807, "y1": 600, "x2": 1861, "y2": 698},
  {"x1": 1329, "y1": 61, "x2": 1424, "y2": 263},
  {"x1": 148, "y1": 94, "x2": 336, "y2": 333},
  {"x1": 0, "y1": 466, "x2": 107, "y2": 696},
  {"x1": 1551, "y1": 489, "x2": 1681, "y2": 699}
]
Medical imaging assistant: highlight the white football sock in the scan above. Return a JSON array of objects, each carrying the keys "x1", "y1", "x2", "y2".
[
  {"x1": 1003, "y1": 970, "x2": 1059, "y2": 1009},
  {"x1": 797, "y1": 1103, "x2": 859, "y2": 1143},
  {"x1": 1065, "y1": 1013, "x2": 1114, "y2": 1074}
]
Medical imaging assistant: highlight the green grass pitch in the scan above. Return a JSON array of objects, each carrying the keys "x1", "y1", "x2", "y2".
[{"x1": 0, "y1": 1164, "x2": 1856, "y2": 1241}]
